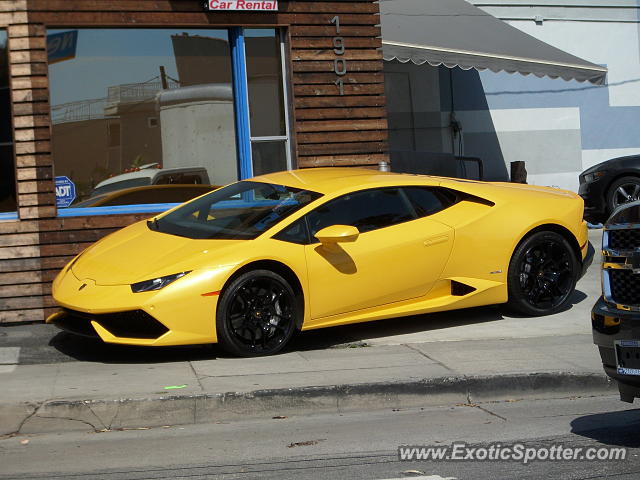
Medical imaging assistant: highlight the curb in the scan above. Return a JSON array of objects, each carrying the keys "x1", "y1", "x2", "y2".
[{"x1": 1, "y1": 372, "x2": 615, "y2": 436}]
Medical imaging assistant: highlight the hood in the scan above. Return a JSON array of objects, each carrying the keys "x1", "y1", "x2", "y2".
[
  {"x1": 71, "y1": 220, "x2": 243, "y2": 285},
  {"x1": 582, "y1": 155, "x2": 640, "y2": 176}
]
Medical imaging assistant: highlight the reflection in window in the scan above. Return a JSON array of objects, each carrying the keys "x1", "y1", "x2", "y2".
[
  {"x1": 0, "y1": 30, "x2": 17, "y2": 214},
  {"x1": 246, "y1": 29, "x2": 285, "y2": 137},
  {"x1": 73, "y1": 185, "x2": 215, "y2": 208},
  {"x1": 48, "y1": 29, "x2": 238, "y2": 206},
  {"x1": 251, "y1": 141, "x2": 287, "y2": 177},
  {"x1": 246, "y1": 29, "x2": 289, "y2": 176}
]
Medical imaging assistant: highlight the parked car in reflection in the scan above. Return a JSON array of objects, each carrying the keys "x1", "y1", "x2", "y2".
[
  {"x1": 592, "y1": 200, "x2": 640, "y2": 403},
  {"x1": 49, "y1": 168, "x2": 591, "y2": 357},
  {"x1": 91, "y1": 164, "x2": 210, "y2": 198},
  {"x1": 71, "y1": 184, "x2": 218, "y2": 208},
  {"x1": 579, "y1": 155, "x2": 640, "y2": 223}
]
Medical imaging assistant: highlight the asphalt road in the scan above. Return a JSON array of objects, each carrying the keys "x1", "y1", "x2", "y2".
[{"x1": 1, "y1": 394, "x2": 639, "y2": 480}]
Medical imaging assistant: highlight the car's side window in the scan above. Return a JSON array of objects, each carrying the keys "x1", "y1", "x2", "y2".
[
  {"x1": 402, "y1": 187, "x2": 459, "y2": 218},
  {"x1": 305, "y1": 188, "x2": 415, "y2": 239},
  {"x1": 273, "y1": 218, "x2": 310, "y2": 245}
]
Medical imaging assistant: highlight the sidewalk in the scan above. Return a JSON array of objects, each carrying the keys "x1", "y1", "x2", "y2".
[
  {"x1": 0, "y1": 229, "x2": 612, "y2": 436},
  {"x1": 0, "y1": 334, "x2": 612, "y2": 436}
]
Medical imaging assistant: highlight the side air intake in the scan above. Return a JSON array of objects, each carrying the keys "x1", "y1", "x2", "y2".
[{"x1": 451, "y1": 280, "x2": 477, "y2": 296}]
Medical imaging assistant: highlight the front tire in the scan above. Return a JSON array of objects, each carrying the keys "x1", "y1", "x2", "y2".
[
  {"x1": 506, "y1": 231, "x2": 579, "y2": 316},
  {"x1": 216, "y1": 269, "x2": 298, "y2": 357}
]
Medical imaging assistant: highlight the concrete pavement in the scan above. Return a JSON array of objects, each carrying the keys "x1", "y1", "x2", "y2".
[
  {"x1": 0, "y1": 229, "x2": 612, "y2": 436},
  {"x1": 2, "y1": 395, "x2": 636, "y2": 480}
]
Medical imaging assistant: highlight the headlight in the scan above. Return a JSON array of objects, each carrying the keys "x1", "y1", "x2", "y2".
[
  {"x1": 584, "y1": 171, "x2": 606, "y2": 183},
  {"x1": 131, "y1": 271, "x2": 191, "y2": 293}
]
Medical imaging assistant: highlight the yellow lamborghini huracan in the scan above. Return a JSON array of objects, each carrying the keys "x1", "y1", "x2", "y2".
[{"x1": 48, "y1": 168, "x2": 591, "y2": 356}]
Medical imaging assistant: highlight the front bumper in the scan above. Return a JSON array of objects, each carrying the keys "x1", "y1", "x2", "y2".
[
  {"x1": 578, "y1": 179, "x2": 607, "y2": 222},
  {"x1": 48, "y1": 266, "x2": 228, "y2": 346},
  {"x1": 580, "y1": 237, "x2": 595, "y2": 279},
  {"x1": 592, "y1": 296, "x2": 640, "y2": 401}
]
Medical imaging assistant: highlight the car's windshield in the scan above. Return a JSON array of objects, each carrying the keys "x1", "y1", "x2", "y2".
[{"x1": 149, "y1": 181, "x2": 322, "y2": 240}]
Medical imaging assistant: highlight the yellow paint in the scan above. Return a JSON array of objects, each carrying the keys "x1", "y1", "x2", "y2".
[{"x1": 50, "y1": 168, "x2": 588, "y2": 347}]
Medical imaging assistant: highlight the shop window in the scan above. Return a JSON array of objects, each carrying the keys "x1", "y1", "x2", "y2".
[
  {"x1": 48, "y1": 28, "x2": 291, "y2": 214},
  {"x1": 251, "y1": 140, "x2": 288, "y2": 177},
  {"x1": 0, "y1": 30, "x2": 17, "y2": 216},
  {"x1": 48, "y1": 28, "x2": 238, "y2": 208},
  {"x1": 73, "y1": 185, "x2": 214, "y2": 208},
  {"x1": 245, "y1": 29, "x2": 291, "y2": 176}
]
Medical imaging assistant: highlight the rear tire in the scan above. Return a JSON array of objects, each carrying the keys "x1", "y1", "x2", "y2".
[
  {"x1": 216, "y1": 269, "x2": 298, "y2": 357},
  {"x1": 506, "y1": 231, "x2": 579, "y2": 316}
]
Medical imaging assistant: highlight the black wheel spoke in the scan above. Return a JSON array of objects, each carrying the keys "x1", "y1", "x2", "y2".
[
  {"x1": 236, "y1": 288, "x2": 253, "y2": 308},
  {"x1": 270, "y1": 322, "x2": 286, "y2": 333},
  {"x1": 248, "y1": 327, "x2": 257, "y2": 349},
  {"x1": 550, "y1": 281, "x2": 565, "y2": 297}
]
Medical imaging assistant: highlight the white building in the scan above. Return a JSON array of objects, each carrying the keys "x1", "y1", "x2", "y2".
[{"x1": 383, "y1": 0, "x2": 639, "y2": 191}]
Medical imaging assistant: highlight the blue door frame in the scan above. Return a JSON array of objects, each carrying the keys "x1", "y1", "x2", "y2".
[{"x1": 230, "y1": 27, "x2": 253, "y2": 181}]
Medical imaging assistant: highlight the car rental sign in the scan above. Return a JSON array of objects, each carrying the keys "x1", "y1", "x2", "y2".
[{"x1": 205, "y1": 0, "x2": 277, "y2": 10}]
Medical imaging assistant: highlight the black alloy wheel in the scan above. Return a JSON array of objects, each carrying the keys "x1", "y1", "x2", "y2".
[
  {"x1": 216, "y1": 269, "x2": 298, "y2": 357},
  {"x1": 506, "y1": 231, "x2": 578, "y2": 316},
  {"x1": 607, "y1": 176, "x2": 640, "y2": 217}
]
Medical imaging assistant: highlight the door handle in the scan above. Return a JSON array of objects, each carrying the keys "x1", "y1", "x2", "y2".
[{"x1": 424, "y1": 235, "x2": 449, "y2": 246}]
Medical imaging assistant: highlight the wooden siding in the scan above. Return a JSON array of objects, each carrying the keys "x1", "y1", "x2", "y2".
[
  {"x1": 0, "y1": 0, "x2": 388, "y2": 324},
  {"x1": 289, "y1": 1, "x2": 387, "y2": 167}
]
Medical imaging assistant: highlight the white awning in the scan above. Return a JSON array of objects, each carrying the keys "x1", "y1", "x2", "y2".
[{"x1": 380, "y1": 0, "x2": 607, "y2": 85}]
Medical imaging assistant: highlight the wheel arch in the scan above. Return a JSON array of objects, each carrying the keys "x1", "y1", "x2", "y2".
[
  {"x1": 221, "y1": 260, "x2": 305, "y2": 329},
  {"x1": 505, "y1": 223, "x2": 582, "y2": 316},
  {"x1": 514, "y1": 223, "x2": 582, "y2": 265}
]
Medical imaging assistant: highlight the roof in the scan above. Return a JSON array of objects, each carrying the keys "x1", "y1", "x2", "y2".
[
  {"x1": 252, "y1": 168, "x2": 578, "y2": 202},
  {"x1": 95, "y1": 167, "x2": 207, "y2": 189},
  {"x1": 380, "y1": 0, "x2": 607, "y2": 85},
  {"x1": 251, "y1": 168, "x2": 439, "y2": 194}
]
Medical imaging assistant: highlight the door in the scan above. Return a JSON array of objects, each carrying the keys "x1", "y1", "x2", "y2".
[{"x1": 302, "y1": 187, "x2": 454, "y2": 320}]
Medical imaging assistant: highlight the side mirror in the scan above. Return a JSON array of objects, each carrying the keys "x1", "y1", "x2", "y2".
[{"x1": 314, "y1": 225, "x2": 360, "y2": 245}]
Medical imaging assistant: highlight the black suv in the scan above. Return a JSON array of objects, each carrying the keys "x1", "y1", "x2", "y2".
[
  {"x1": 592, "y1": 201, "x2": 640, "y2": 402},
  {"x1": 579, "y1": 155, "x2": 640, "y2": 223}
]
